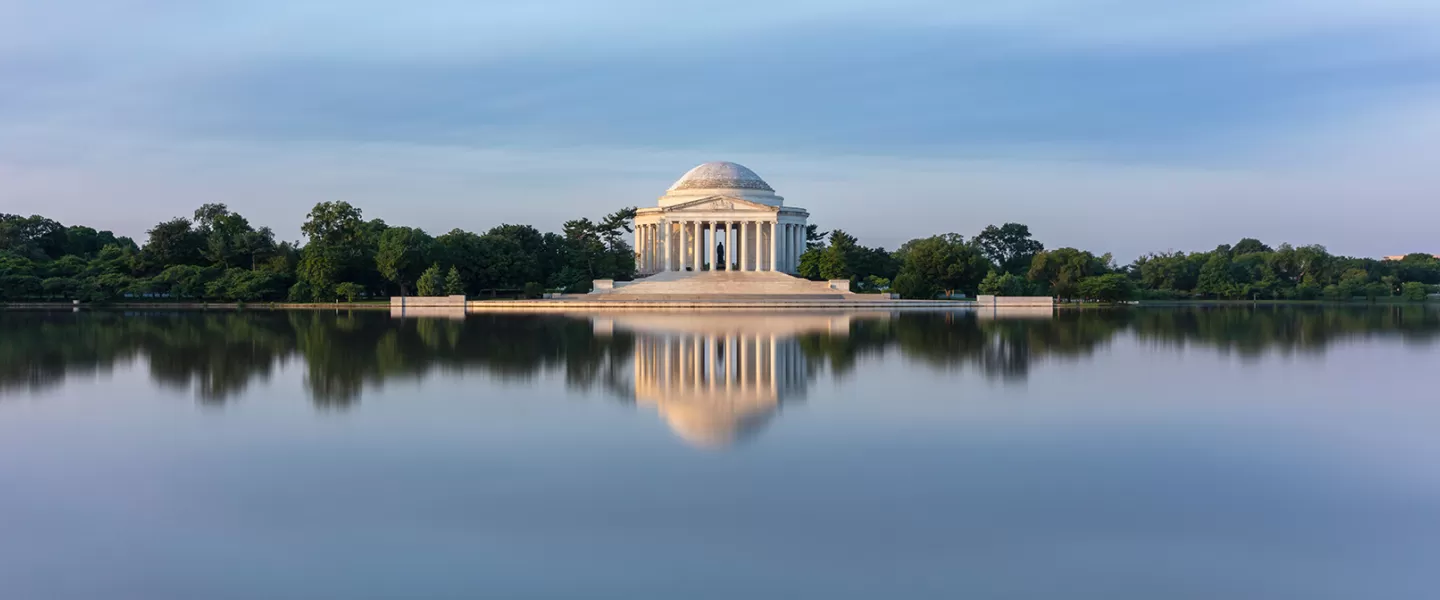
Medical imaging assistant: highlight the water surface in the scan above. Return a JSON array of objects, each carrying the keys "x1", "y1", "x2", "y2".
[{"x1": 2, "y1": 307, "x2": 1438, "y2": 599}]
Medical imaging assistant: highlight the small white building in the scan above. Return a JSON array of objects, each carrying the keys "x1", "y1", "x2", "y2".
[{"x1": 633, "y1": 162, "x2": 809, "y2": 274}]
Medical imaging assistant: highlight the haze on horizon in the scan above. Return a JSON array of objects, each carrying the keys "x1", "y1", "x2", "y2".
[{"x1": 3, "y1": 0, "x2": 1438, "y2": 261}]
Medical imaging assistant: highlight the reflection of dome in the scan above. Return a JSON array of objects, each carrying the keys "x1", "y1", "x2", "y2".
[
  {"x1": 667, "y1": 161, "x2": 775, "y2": 192},
  {"x1": 627, "y1": 329, "x2": 807, "y2": 449},
  {"x1": 658, "y1": 398, "x2": 777, "y2": 449}
]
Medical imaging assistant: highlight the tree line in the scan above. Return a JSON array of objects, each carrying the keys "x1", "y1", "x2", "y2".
[
  {"x1": 1, "y1": 202, "x2": 636, "y2": 302},
  {"x1": 4, "y1": 205, "x2": 1438, "y2": 302},
  {"x1": 797, "y1": 223, "x2": 1440, "y2": 301}
]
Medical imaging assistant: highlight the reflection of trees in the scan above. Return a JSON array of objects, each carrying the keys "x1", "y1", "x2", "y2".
[
  {"x1": 2, "y1": 306, "x2": 1437, "y2": 406},
  {"x1": 0, "y1": 311, "x2": 633, "y2": 407},
  {"x1": 794, "y1": 307, "x2": 1440, "y2": 379},
  {"x1": 1129, "y1": 306, "x2": 1440, "y2": 357},
  {"x1": 797, "y1": 311, "x2": 1128, "y2": 380}
]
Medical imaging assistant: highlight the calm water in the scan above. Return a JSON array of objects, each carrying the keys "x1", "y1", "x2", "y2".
[{"x1": 2, "y1": 307, "x2": 1439, "y2": 599}]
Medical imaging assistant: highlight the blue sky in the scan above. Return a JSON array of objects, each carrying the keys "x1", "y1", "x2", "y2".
[{"x1": 3, "y1": 0, "x2": 1439, "y2": 260}]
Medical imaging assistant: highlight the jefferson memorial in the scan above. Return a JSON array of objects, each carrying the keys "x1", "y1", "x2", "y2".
[{"x1": 634, "y1": 162, "x2": 809, "y2": 275}]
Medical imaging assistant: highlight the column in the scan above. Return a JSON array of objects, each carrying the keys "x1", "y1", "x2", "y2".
[
  {"x1": 724, "y1": 222, "x2": 733, "y2": 271},
  {"x1": 783, "y1": 223, "x2": 794, "y2": 271},
  {"x1": 642, "y1": 223, "x2": 653, "y2": 271},
  {"x1": 667, "y1": 222, "x2": 677, "y2": 272},
  {"x1": 789, "y1": 223, "x2": 800, "y2": 271},
  {"x1": 683, "y1": 221, "x2": 692, "y2": 270},
  {"x1": 790, "y1": 224, "x2": 798, "y2": 273},
  {"x1": 692, "y1": 221, "x2": 702, "y2": 271},
  {"x1": 793, "y1": 224, "x2": 803, "y2": 273},
  {"x1": 768, "y1": 221, "x2": 779, "y2": 272},
  {"x1": 707, "y1": 221, "x2": 716, "y2": 271},
  {"x1": 739, "y1": 222, "x2": 748, "y2": 271}
]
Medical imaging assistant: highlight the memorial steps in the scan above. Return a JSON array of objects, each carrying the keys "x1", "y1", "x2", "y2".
[{"x1": 597, "y1": 271, "x2": 852, "y2": 298}]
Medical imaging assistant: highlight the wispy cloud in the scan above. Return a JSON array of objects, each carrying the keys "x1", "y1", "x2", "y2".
[{"x1": 3, "y1": 1, "x2": 1439, "y2": 258}]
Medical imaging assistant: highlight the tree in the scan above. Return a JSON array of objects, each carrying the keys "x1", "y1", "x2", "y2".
[
  {"x1": 41, "y1": 277, "x2": 80, "y2": 299},
  {"x1": 301, "y1": 201, "x2": 365, "y2": 245},
  {"x1": 192, "y1": 203, "x2": 273, "y2": 269},
  {"x1": 295, "y1": 245, "x2": 341, "y2": 301},
  {"x1": 444, "y1": 266, "x2": 465, "y2": 296},
  {"x1": 1232, "y1": 238, "x2": 1272, "y2": 255},
  {"x1": 375, "y1": 226, "x2": 433, "y2": 296},
  {"x1": 1028, "y1": 247, "x2": 1108, "y2": 300},
  {"x1": 417, "y1": 263, "x2": 444, "y2": 296},
  {"x1": 140, "y1": 218, "x2": 205, "y2": 272},
  {"x1": 1337, "y1": 268, "x2": 1369, "y2": 299},
  {"x1": 805, "y1": 224, "x2": 829, "y2": 251},
  {"x1": 975, "y1": 223, "x2": 1044, "y2": 275},
  {"x1": 0, "y1": 214, "x2": 68, "y2": 260},
  {"x1": 893, "y1": 234, "x2": 990, "y2": 298},
  {"x1": 1195, "y1": 251, "x2": 1237, "y2": 298},
  {"x1": 892, "y1": 271, "x2": 936, "y2": 300},
  {"x1": 978, "y1": 271, "x2": 1030, "y2": 296},
  {"x1": 153, "y1": 264, "x2": 211, "y2": 300},
  {"x1": 335, "y1": 282, "x2": 364, "y2": 302},
  {"x1": 1402, "y1": 281, "x2": 1429, "y2": 301},
  {"x1": 1363, "y1": 282, "x2": 1390, "y2": 302},
  {"x1": 817, "y1": 230, "x2": 858, "y2": 280},
  {"x1": 1077, "y1": 274, "x2": 1135, "y2": 303}
]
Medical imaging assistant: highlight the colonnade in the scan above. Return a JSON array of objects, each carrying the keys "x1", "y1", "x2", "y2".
[{"x1": 634, "y1": 219, "x2": 806, "y2": 274}]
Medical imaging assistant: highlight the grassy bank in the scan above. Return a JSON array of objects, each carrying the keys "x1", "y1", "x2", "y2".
[{"x1": 1, "y1": 301, "x2": 392, "y2": 311}]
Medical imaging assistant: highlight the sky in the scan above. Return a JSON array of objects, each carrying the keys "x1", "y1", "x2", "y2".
[{"x1": 2, "y1": 0, "x2": 1439, "y2": 261}]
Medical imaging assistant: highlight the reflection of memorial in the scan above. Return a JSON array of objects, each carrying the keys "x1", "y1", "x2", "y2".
[{"x1": 596, "y1": 314, "x2": 868, "y2": 448}]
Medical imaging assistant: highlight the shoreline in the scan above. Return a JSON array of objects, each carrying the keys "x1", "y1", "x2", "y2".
[{"x1": 2, "y1": 298, "x2": 1433, "y2": 312}]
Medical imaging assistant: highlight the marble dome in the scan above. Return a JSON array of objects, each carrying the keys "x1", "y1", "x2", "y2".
[{"x1": 667, "y1": 161, "x2": 774, "y2": 192}]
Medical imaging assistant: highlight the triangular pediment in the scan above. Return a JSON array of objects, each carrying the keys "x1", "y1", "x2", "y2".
[{"x1": 663, "y1": 196, "x2": 778, "y2": 213}]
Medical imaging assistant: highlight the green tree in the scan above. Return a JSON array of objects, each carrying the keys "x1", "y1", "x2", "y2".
[
  {"x1": 1363, "y1": 282, "x2": 1389, "y2": 302},
  {"x1": 893, "y1": 234, "x2": 990, "y2": 298},
  {"x1": 1077, "y1": 274, "x2": 1136, "y2": 303},
  {"x1": 444, "y1": 266, "x2": 465, "y2": 296},
  {"x1": 375, "y1": 226, "x2": 434, "y2": 296},
  {"x1": 1028, "y1": 247, "x2": 1108, "y2": 300},
  {"x1": 335, "y1": 282, "x2": 364, "y2": 302},
  {"x1": 139, "y1": 217, "x2": 205, "y2": 272},
  {"x1": 978, "y1": 271, "x2": 1030, "y2": 296},
  {"x1": 805, "y1": 224, "x2": 829, "y2": 251},
  {"x1": 153, "y1": 264, "x2": 211, "y2": 300},
  {"x1": 300, "y1": 201, "x2": 365, "y2": 245},
  {"x1": 295, "y1": 245, "x2": 341, "y2": 301},
  {"x1": 1195, "y1": 251, "x2": 1237, "y2": 298},
  {"x1": 892, "y1": 271, "x2": 936, "y2": 300},
  {"x1": 417, "y1": 263, "x2": 444, "y2": 296},
  {"x1": 1402, "y1": 281, "x2": 1429, "y2": 301},
  {"x1": 1231, "y1": 238, "x2": 1272, "y2": 255},
  {"x1": 975, "y1": 223, "x2": 1044, "y2": 275},
  {"x1": 0, "y1": 214, "x2": 68, "y2": 260},
  {"x1": 41, "y1": 277, "x2": 80, "y2": 299}
]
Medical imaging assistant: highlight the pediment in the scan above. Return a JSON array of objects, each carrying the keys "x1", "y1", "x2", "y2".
[{"x1": 663, "y1": 196, "x2": 778, "y2": 213}]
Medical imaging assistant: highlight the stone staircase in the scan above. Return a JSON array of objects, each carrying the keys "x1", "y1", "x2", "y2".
[{"x1": 596, "y1": 271, "x2": 852, "y2": 297}]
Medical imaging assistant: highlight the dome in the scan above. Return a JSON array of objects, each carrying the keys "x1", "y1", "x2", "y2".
[{"x1": 668, "y1": 161, "x2": 774, "y2": 192}]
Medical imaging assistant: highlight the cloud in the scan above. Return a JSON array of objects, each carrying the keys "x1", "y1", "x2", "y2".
[{"x1": 2, "y1": 0, "x2": 1439, "y2": 259}]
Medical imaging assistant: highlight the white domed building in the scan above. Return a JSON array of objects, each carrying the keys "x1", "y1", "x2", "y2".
[{"x1": 634, "y1": 162, "x2": 809, "y2": 275}]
